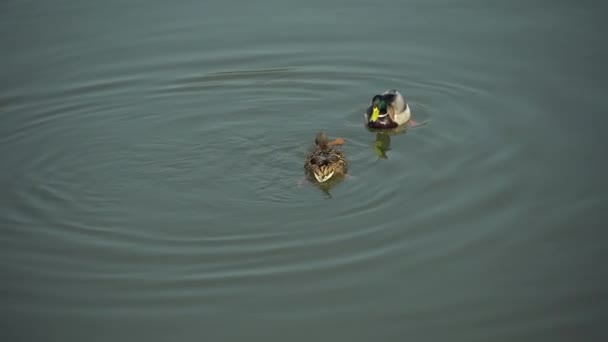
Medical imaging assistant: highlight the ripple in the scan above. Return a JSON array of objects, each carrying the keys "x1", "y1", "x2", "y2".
[{"x1": 0, "y1": 12, "x2": 580, "y2": 327}]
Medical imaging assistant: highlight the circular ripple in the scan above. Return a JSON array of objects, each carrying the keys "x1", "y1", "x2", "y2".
[{"x1": 1, "y1": 33, "x2": 535, "y2": 318}]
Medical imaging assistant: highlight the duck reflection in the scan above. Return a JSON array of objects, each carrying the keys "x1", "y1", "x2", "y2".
[
  {"x1": 312, "y1": 176, "x2": 345, "y2": 198},
  {"x1": 373, "y1": 132, "x2": 392, "y2": 159}
]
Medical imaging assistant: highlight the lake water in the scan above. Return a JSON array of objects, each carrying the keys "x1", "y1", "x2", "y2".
[{"x1": 1, "y1": 0, "x2": 606, "y2": 341}]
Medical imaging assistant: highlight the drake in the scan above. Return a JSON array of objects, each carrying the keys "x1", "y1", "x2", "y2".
[
  {"x1": 304, "y1": 132, "x2": 348, "y2": 183},
  {"x1": 364, "y1": 89, "x2": 411, "y2": 130}
]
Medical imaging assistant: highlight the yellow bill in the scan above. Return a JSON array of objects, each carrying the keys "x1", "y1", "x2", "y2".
[{"x1": 370, "y1": 107, "x2": 380, "y2": 122}]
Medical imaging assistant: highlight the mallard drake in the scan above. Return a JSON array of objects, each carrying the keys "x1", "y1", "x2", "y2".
[
  {"x1": 304, "y1": 132, "x2": 348, "y2": 183},
  {"x1": 364, "y1": 89, "x2": 411, "y2": 130}
]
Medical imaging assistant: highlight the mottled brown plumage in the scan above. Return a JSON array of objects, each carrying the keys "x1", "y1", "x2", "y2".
[{"x1": 304, "y1": 132, "x2": 348, "y2": 183}]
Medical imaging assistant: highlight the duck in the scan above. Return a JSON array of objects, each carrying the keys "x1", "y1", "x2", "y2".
[
  {"x1": 304, "y1": 132, "x2": 348, "y2": 183},
  {"x1": 364, "y1": 89, "x2": 412, "y2": 130}
]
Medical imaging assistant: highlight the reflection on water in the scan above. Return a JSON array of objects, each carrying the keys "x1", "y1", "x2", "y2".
[
  {"x1": 373, "y1": 132, "x2": 392, "y2": 159},
  {"x1": 309, "y1": 175, "x2": 346, "y2": 198}
]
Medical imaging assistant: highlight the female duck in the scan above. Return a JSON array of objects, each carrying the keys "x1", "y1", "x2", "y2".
[
  {"x1": 304, "y1": 132, "x2": 348, "y2": 183},
  {"x1": 364, "y1": 89, "x2": 411, "y2": 130}
]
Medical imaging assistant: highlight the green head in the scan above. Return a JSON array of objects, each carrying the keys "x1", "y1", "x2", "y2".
[{"x1": 370, "y1": 95, "x2": 388, "y2": 122}]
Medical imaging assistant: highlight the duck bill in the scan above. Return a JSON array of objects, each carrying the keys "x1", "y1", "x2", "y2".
[
  {"x1": 313, "y1": 170, "x2": 335, "y2": 183},
  {"x1": 370, "y1": 107, "x2": 380, "y2": 122}
]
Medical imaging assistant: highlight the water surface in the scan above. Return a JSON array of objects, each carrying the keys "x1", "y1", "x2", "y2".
[{"x1": 1, "y1": 0, "x2": 606, "y2": 341}]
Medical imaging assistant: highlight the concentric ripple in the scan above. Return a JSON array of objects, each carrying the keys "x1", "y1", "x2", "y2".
[
  {"x1": 2, "y1": 1, "x2": 603, "y2": 339},
  {"x1": 1, "y1": 42, "x2": 534, "y2": 313}
]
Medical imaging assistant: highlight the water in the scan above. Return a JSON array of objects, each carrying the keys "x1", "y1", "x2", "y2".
[{"x1": 1, "y1": 0, "x2": 606, "y2": 341}]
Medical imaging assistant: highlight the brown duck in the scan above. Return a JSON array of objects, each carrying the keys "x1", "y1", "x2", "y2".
[{"x1": 304, "y1": 132, "x2": 348, "y2": 183}]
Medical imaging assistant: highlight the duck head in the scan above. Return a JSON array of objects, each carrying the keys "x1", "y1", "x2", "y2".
[{"x1": 369, "y1": 95, "x2": 388, "y2": 123}]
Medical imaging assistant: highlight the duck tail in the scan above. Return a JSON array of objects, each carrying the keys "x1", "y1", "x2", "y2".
[{"x1": 328, "y1": 137, "x2": 345, "y2": 146}]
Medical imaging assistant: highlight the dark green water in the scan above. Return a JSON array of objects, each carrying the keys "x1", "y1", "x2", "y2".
[{"x1": 1, "y1": 0, "x2": 606, "y2": 341}]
